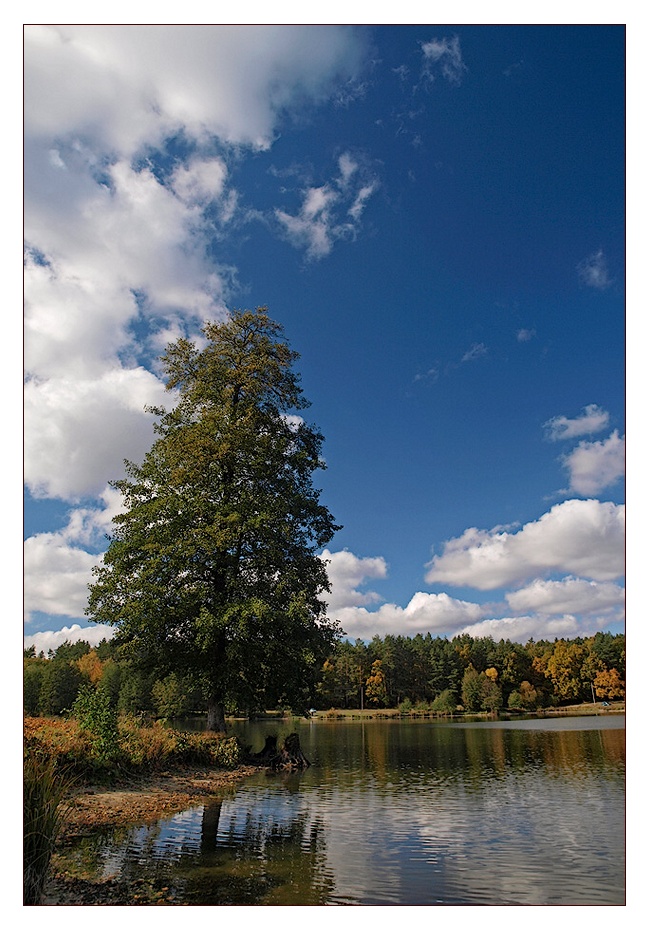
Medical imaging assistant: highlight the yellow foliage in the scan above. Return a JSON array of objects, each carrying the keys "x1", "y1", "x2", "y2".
[
  {"x1": 594, "y1": 668, "x2": 625, "y2": 700},
  {"x1": 76, "y1": 650, "x2": 105, "y2": 685}
]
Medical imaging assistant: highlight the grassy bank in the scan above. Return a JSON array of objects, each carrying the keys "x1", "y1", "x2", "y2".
[
  {"x1": 23, "y1": 714, "x2": 250, "y2": 905},
  {"x1": 24, "y1": 715, "x2": 244, "y2": 781}
]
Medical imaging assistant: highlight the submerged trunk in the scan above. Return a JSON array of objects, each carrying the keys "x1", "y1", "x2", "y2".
[{"x1": 206, "y1": 698, "x2": 226, "y2": 733}]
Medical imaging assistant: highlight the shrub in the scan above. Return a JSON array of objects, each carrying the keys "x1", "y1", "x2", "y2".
[
  {"x1": 24, "y1": 716, "x2": 245, "y2": 782},
  {"x1": 398, "y1": 698, "x2": 413, "y2": 715},
  {"x1": 72, "y1": 684, "x2": 120, "y2": 763},
  {"x1": 431, "y1": 689, "x2": 457, "y2": 715},
  {"x1": 117, "y1": 716, "x2": 178, "y2": 769},
  {"x1": 23, "y1": 716, "x2": 94, "y2": 776}
]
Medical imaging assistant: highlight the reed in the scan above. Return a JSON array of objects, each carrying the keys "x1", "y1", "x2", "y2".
[{"x1": 23, "y1": 753, "x2": 71, "y2": 905}]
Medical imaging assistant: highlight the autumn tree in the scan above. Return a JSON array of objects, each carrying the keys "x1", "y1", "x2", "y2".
[
  {"x1": 593, "y1": 668, "x2": 625, "y2": 700},
  {"x1": 545, "y1": 640, "x2": 588, "y2": 704},
  {"x1": 86, "y1": 308, "x2": 341, "y2": 731},
  {"x1": 365, "y1": 660, "x2": 389, "y2": 707}
]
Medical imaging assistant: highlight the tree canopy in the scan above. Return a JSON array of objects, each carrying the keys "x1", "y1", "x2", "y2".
[{"x1": 86, "y1": 308, "x2": 341, "y2": 730}]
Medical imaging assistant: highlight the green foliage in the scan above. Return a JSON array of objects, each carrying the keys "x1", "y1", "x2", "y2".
[
  {"x1": 152, "y1": 673, "x2": 191, "y2": 719},
  {"x1": 26, "y1": 629, "x2": 626, "y2": 723},
  {"x1": 86, "y1": 308, "x2": 340, "y2": 729},
  {"x1": 431, "y1": 689, "x2": 457, "y2": 715},
  {"x1": 461, "y1": 665, "x2": 483, "y2": 712},
  {"x1": 72, "y1": 685, "x2": 119, "y2": 763},
  {"x1": 508, "y1": 680, "x2": 540, "y2": 710},
  {"x1": 24, "y1": 658, "x2": 46, "y2": 715},
  {"x1": 23, "y1": 753, "x2": 71, "y2": 904},
  {"x1": 38, "y1": 657, "x2": 84, "y2": 716},
  {"x1": 480, "y1": 677, "x2": 503, "y2": 713}
]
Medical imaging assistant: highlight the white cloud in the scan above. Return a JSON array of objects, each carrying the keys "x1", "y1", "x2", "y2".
[
  {"x1": 24, "y1": 488, "x2": 123, "y2": 624},
  {"x1": 461, "y1": 342, "x2": 487, "y2": 363},
  {"x1": 505, "y1": 577, "x2": 624, "y2": 615},
  {"x1": 321, "y1": 549, "x2": 388, "y2": 611},
  {"x1": 337, "y1": 152, "x2": 358, "y2": 185},
  {"x1": 24, "y1": 624, "x2": 115, "y2": 655},
  {"x1": 544, "y1": 403, "x2": 610, "y2": 441},
  {"x1": 425, "y1": 499, "x2": 624, "y2": 590},
  {"x1": 577, "y1": 248, "x2": 612, "y2": 289},
  {"x1": 421, "y1": 36, "x2": 466, "y2": 85},
  {"x1": 516, "y1": 328, "x2": 536, "y2": 342},
  {"x1": 322, "y1": 548, "x2": 483, "y2": 639},
  {"x1": 24, "y1": 535, "x2": 100, "y2": 623},
  {"x1": 24, "y1": 369, "x2": 169, "y2": 500},
  {"x1": 561, "y1": 430, "x2": 625, "y2": 496},
  {"x1": 24, "y1": 26, "x2": 368, "y2": 508},
  {"x1": 331, "y1": 592, "x2": 484, "y2": 640},
  {"x1": 275, "y1": 154, "x2": 378, "y2": 259},
  {"x1": 24, "y1": 26, "x2": 365, "y2": 156},
  {"x1": 456, "y1": 614, "x2": 586, "y2": 644}
]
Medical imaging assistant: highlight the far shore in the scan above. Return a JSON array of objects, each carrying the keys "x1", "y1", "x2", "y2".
[{"x1": 243, "y1": 700, "x2": 625, "y2": 722}]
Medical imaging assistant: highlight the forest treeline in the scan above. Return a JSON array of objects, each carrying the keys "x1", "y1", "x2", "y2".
[{"x1": 24, "y1": 630, "x2": 625, "y2": 719}]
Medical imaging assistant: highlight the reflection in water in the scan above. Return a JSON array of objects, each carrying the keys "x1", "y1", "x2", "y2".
[{"x1": 59, "y1": 717, "x2": 624, "y2": 905}]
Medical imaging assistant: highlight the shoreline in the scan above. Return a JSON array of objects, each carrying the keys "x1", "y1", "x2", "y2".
[
  {"x1": 40, "y1": 704, "x2": 624, "y2": 905},
  {"x1": 45, "y1": 764, "x2": 260, "y2": 906}
]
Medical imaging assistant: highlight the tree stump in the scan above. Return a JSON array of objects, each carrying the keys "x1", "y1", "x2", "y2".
[
  {"x1": 250, "y1": 734, "x2": 278, "y2": 764},
  {"x1": 250, "y1": 732, "x2": 310, "y2": 770}
]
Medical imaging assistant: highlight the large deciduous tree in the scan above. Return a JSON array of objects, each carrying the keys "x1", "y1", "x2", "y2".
[{"x1": 86, "y1": 308, "x2": 341, "y2": 731}]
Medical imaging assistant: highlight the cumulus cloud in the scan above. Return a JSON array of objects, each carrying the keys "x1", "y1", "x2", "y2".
[
  {"x1": 577, "y1": 248, "x2": 612, "y2": 289},
  {"x1": 321, "y1": 549, "x2": 388, "y2": 611},
  {"x1": 25, "y1": 26, "x2": 365, "y2": 156},
  {"x1": 321, "y1": 548, "x2": 483, "y2": 638},
  {"x1": 560, "y1": 430, "x2": 625, "y2": 496},
  {"x1": 455, "y1": 614, "x2": 587, "y2": 644},
  {"x1": 544, "y1": 403, "x2": 610, "y2": 441},
  {"x1": 24, "y1": 535, "x2": 100, "y2": 623},
  {"x1": 421, "y1": 36, "x2": 466, "y2": 85},
  {"x1": 275, "y1": 154, "x2": 378, "y2": 259},
  {"x1": 319, "y1": 542, "x2": 624, "y2": 643},
  {"x1": 505, "y1": 577, "x2": 624, "y2": 616},
  {"x1": 331, "y1": 592, "x2": 484, "y2": 640},
  {"x1": 24, "y1": 624, "x2": 115, "y2": 655},
  {"x1": 425, "y1": 499, "x2": 624, "y2": 590},
  {"x1": 24, "y1": 369, "x2": 169, "y2": 500},
  {"x1": 24, "y1": 488, "x2": 123, "y2": 624},
  {"x1": 23, "y1": 26, "x2": 370, "y2": 519}
]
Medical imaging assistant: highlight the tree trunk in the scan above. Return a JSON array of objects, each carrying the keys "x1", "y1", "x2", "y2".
[{"x1": 206, "y1": 698, "x2": 226, "y2": 733}]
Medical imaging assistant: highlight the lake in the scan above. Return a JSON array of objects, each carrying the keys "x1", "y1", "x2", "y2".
[{"x1": 60, "y1": 715, "x2": 625, "y2": 906}]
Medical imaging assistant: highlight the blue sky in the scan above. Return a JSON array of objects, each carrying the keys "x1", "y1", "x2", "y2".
[{"x1": 23, "y1": 24, "x2": 626, "y2": 653}]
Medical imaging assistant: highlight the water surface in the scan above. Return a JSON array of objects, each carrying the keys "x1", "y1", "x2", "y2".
[{"x1": 61, "y1": 715, "x2": 625, "y2": 905}]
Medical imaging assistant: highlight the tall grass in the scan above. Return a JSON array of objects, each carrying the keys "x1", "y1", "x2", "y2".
[{"x1": 23, "y1": 753, "x2": 71, "y2": 905}]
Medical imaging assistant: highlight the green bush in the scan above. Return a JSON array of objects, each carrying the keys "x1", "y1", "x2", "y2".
[
  {"x1": 72, "y1": 684, "x2": 120, "y2": 763},
  {"x1": 431, "y1": 689, "x2": 457, "y2": 715}
]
